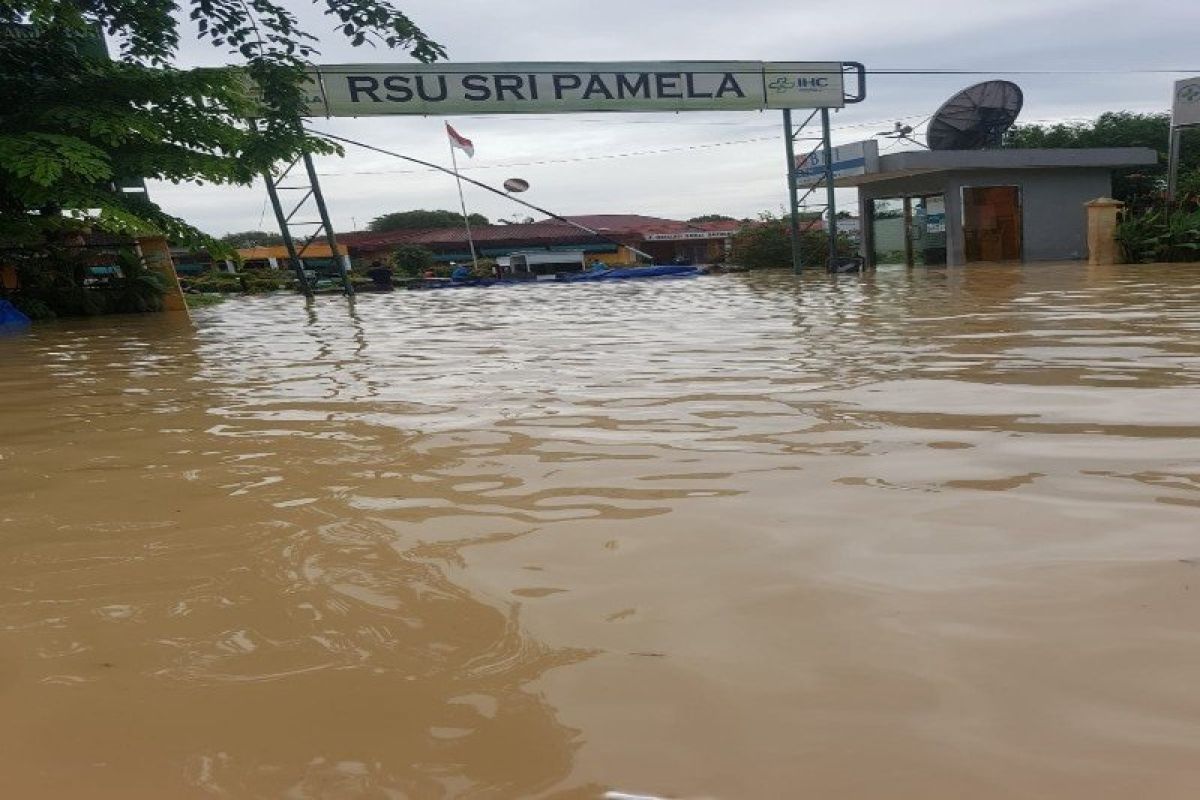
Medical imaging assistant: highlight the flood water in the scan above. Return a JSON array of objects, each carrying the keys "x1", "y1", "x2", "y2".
[{"x1": 3, "y1": 263, "x2": 1200, "y2": 799}]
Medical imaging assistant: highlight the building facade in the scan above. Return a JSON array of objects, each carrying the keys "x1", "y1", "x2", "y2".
[
  {"x1": 843, "y1": 148, "x2": 1158, "y2": 267},
  {"x1": 335, "y1": 215, "x2": 739, "y2": 268}
]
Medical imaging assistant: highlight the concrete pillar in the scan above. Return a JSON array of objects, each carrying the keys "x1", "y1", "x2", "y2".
[
  {"x1": 137, "y1": 235, "x2": 189, "y2": 314},
  {"x1": 267, "y1": 257, "x2": 279, "y2": 270},
  {"x1": 1085, "y1": 197, "x2": 1125, "y2": 266}
]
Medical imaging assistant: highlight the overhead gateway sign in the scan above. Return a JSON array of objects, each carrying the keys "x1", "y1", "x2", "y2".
[{"x1": 304, "y1": 61, "x2": 846, "y2": 116}]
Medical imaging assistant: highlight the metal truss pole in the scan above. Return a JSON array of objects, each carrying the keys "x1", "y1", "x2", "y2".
[
  {"x1": 262, "y1": 166, "x2": 314, "y2": 298},
  {"x1": 249, "y1": 116, "x2": 313, "y2": 298},
  {"x1": 301, "y1": 151, "x2": 353, "y2": 296},
  {"x1": 782, "y1": 109, "x2": 804, "y2": 274},
  {"x1": 821, "y1": 107, "x2": 839, "y2": 269},
  {"x1": 1167, "y1": 126, "x2": 1181, "y2": 204}
]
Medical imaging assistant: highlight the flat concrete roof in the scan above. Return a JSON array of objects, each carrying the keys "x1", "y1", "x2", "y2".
[{"x1": 839, "y1": 147, "x2": 1159, "y2": 187}]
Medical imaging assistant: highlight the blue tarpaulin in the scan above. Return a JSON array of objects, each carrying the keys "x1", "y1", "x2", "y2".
[{"x1": 0, "y1": 299, "x2": 31, "y2": 331}]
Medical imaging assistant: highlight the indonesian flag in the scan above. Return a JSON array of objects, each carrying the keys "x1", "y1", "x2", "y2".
[{"x1": 445, "y1": 123, "x2": 474, "y2": 158}]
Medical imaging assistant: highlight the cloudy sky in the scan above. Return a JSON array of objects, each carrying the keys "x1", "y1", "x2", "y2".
[{"x1": 153, "y1": 0, "x2": 1200, "y2": 235}]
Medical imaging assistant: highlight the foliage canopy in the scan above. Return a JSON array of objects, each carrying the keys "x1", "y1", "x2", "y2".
[
  {"x1": 389, "y1": 243, "x2": 436, "y2": 275},
  {"x1": 687, "y1": 214, "x2": 738, "y2": 224},
  {"x1": 0, "y1": 0, "x2": 443, "y2": 251},
  {"x1": 1003, "y1": 111, "x2": 1200, "y2": 206},
  {"x1": 218, "y1": 230, "x2": 286, "y2": 248},
  {"x1": 369, "y1": 210, "x2": 490, "y2": 232},
  {"x1": 730, "y1": 212, "x2": 852, "y2": 270}
]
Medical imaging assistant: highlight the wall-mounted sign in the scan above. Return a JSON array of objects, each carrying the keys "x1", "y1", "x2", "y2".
[
  {"x1": 794, "y1": 139, "x2": 879, "y2": 186},
  {"x1": 921, "y1": 196, "x2": 946, "y2": 234},
  {"x1": 304, "y1": 61, "x2": 846, "y2": 117},
  {"x1": 1172, "y1": 77, "x2": 1200, "y2": 128}
]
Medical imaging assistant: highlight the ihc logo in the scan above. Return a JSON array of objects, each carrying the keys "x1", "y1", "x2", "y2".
[
  {"x1": 767, "y1": 76, "x2": 792, "y2": 94},
  {"x1": 768, "y1": 75, "x2": 830, "y2": 94},
  {"x1": 1177, "y1": 84, "x2": 1200, "y2": 103}
]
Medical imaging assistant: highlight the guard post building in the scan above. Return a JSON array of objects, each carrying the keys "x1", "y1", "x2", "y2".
[{"x1": 841, "y1": 145, "x2": 1157, "y2": 267}]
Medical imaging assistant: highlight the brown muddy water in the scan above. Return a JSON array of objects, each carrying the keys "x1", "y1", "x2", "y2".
[{"x1": 2, "y1": 263, "x2": 1200, "y2": 799}]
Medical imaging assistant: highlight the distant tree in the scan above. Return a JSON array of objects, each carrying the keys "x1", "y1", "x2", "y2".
[
  {"x1": 1004, "y1": 112, "x2": 1178, "y2": 151},
  {"x1": 390, "y1": 244, "x2": 436, "y2": 276},
  {"x1": 1004, "y1": 111, "x2": 1200, "y2": 206},
  {"x1": 687, "y1": 214, "x2": 737, "y2": 224},
  {"x1": 218, "y1": 230, "x2": 284, "y2": 248},
  {"x1": 369, "y1": 210, "x2": 489, "y2": 232}
]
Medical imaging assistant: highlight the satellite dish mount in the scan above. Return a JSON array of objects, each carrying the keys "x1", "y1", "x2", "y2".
[{"x1": 926, "y1": 80, "x2": 1024, "y2": 150}]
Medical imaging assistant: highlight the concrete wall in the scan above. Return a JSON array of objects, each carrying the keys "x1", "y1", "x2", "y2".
[
  {"x1": 857, "y1": 167, "x2": 1112, "y2": 265},
  {"x1": 137, "y1": 236, "x2": 188, "y2": 314}
]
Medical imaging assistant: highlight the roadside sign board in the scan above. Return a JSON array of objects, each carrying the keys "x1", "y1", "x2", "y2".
[
  {"x1": 794, "y1": 139, "x2": 879, "y2": 186},
  {"x1": 304, "y1": 61, "x2": 846, "y2": 117},
  {"x1": 1172, "y1": 77, "x2": 1200, "y2": 128},
  {"x1": 644, "y1": 230, "x2": 737, "y2": 241}
]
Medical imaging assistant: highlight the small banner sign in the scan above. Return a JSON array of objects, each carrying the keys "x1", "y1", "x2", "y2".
[
  {"x1": 794, "y1": 140, "x2": 879, "y2": 186},
  {"x1": 303, "y1": 61, "x2": 846, "y2": 117},
  {"x1": 1172, "y1": 77, "x2": 1200, "y2": 128}
]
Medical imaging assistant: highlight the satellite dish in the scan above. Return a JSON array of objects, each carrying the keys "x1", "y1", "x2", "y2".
[
  {"x1": 503, "y1": 178, "x2": 530, "y2": 193},
  {"x1": 926, "y1": 80, "x2": 1023, "y2": 151}
]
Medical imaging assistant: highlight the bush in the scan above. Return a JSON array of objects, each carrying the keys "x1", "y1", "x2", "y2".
[
  {"x1": 186, "y1": 272, "x2": 243, "y2": 293},
  {"x1": 109, "y1": 250, "x2": 165, "y2": 313},
  {"x1": 470, "y1": 257, "x2": 498, "y2": 278},
  {"x1": 391, "y1": 244, "x2": 436, "y2": 277},
  {"x1": 730, "y1": 213, "x2": 854, "y2": 269},
  {"x1": 1116, "y1": 204, "x2": 1200, "y2": 263},
  {"x1": 184, "y1": 271, "x2": 293, "y2": 294},
  {"x1": 241, "y1": 272, "x2": 292, "y2": 293},
  {"x1": 45, "y1": 286, "x2": 110, "y2": 316},
  {"x1": 874, "y1": 249, "x2": 907, "y2": 264},
  {"x1": 10, "y1": 296, "x2": 55, "y2": 320},
  {"x1": 184, "y1": 293, "x2": 226, "y2": 309},
  {"x1": 5, "y1": 248, "x2": 167, "y2": 319}
]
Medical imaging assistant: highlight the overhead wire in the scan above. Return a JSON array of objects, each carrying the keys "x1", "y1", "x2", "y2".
[
  {"x1": 306, "y1": 128, "x2": 669, "y2": 254},
  {"x1": 311, "y1": 108, "x2": 1114, "y2": 179},
  {"x1": 313, "y1": 114, "x2": 933, "y2": 177}
]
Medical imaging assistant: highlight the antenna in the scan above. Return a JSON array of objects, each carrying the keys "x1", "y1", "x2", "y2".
[
  {"x1": 876, "y1": 121, "x2": 926, "y2": 148},
  {"x1": 926, "y1": 80, "x2": 1024, "y2": 150}
]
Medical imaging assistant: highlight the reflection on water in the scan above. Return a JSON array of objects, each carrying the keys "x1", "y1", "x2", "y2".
[{"x1": 2, "y1": 263, "x2": 1200, "y2": 798}]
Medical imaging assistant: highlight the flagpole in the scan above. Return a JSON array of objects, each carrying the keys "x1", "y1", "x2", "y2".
[{"x1": 448, "y1": 142, "x2": 480, "y2": 272}]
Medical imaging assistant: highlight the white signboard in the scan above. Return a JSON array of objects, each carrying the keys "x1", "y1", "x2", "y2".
[
  {"x1": 794, "y1": 139, "x2": 879, "y2": 186},
  {"x1": 304, "y1": 61, "x2": 845, "y2": 117},
  {"x1": 644, "y1": 230, "x2": 736, "y2": 241},
  {"x1": 1172, "y1": 77, "x2": 1200, "y2": 128}
]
